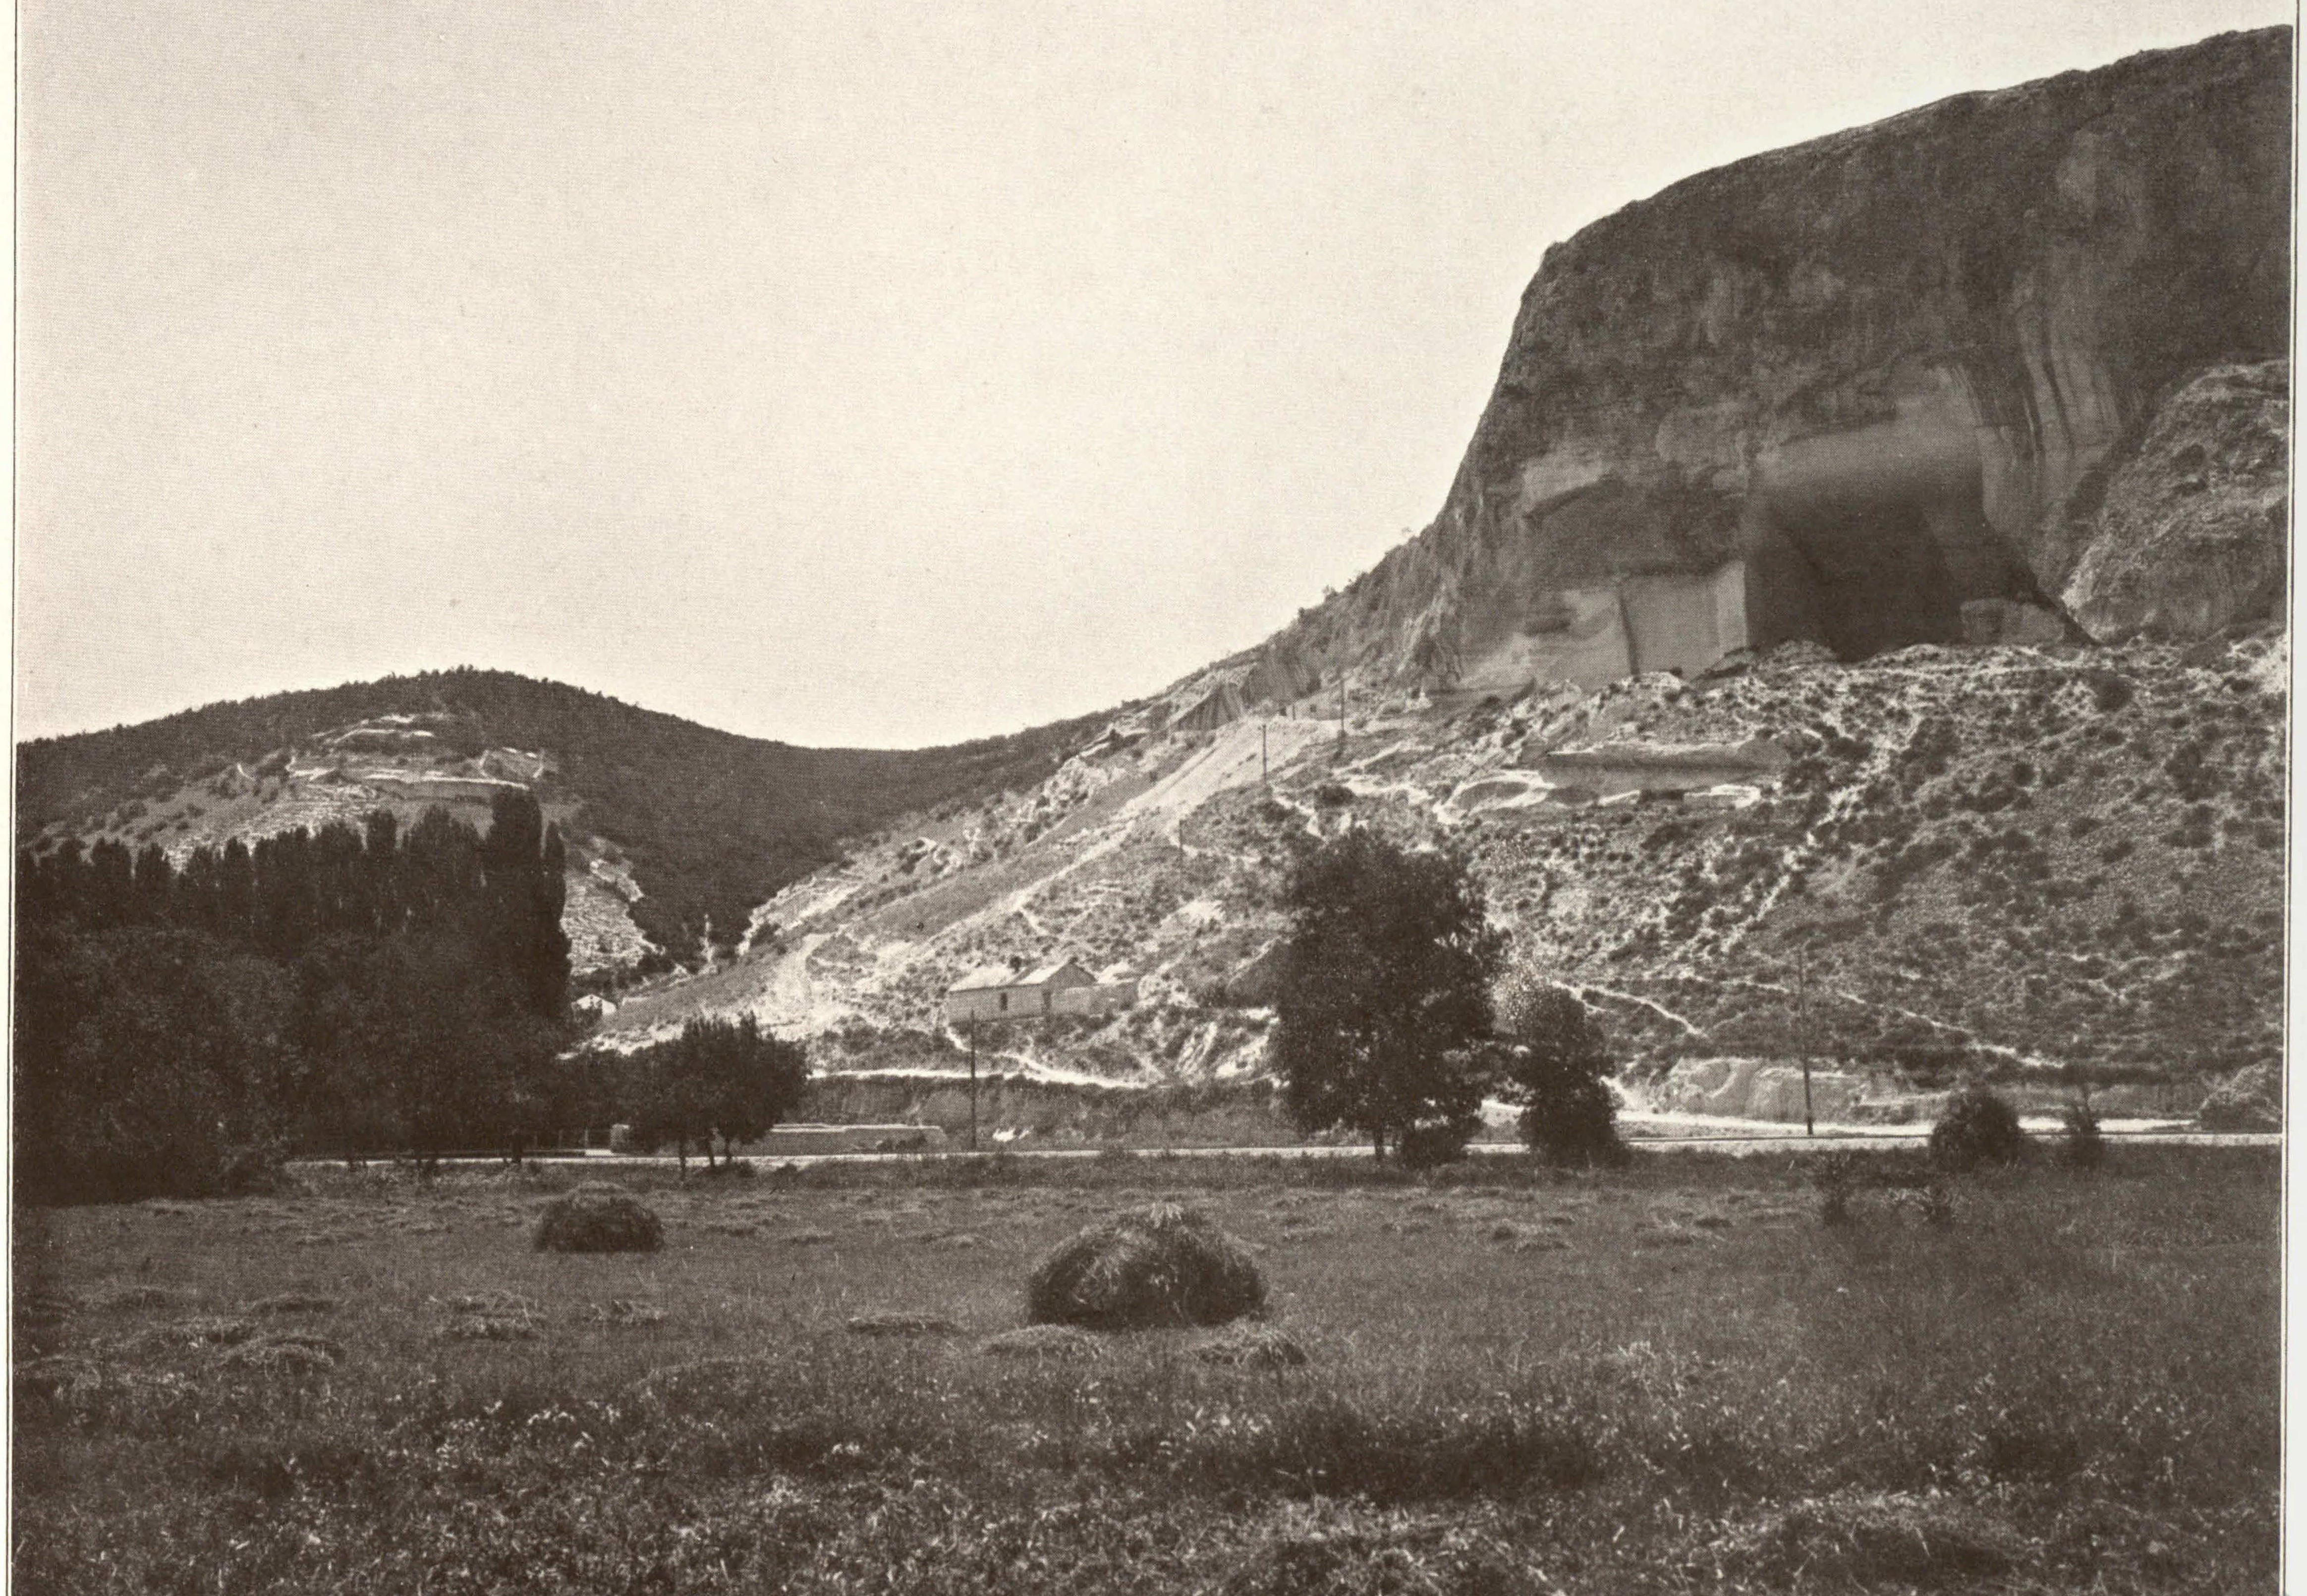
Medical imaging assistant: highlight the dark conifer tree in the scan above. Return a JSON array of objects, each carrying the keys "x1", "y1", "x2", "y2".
[
  {"x1": 130, "y1": 843, "x2": 175, "y2": 924},
  {"x1": 86, "y1": 839, "x2": 134, "y2": 930},
  {"x1": 217, "y1": 838, "x2": 257, "y2": 944}
]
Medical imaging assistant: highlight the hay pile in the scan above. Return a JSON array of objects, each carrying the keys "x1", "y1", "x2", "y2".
[
  {"x1": 533, "y1": 1184, "x2": 663, "y2": 1254},
  {"x1": 1026, "y1": 1202, "x2": 1265, "y2": 1330}
]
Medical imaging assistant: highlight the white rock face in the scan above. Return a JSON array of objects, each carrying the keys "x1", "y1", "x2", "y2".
[
  {"x1": 1243, "y1": 30, "x2": 2290, "y2": 700},
  {"x1": 2060, "y1": 361, "x2": 2290, "y2": 644}
]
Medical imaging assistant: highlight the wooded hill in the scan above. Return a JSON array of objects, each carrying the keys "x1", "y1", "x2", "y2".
[{"x1": 16, "y1": 669, "x2": 1113, "y2": 961}]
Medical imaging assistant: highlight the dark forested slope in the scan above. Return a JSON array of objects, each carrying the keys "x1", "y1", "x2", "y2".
[{"x1": 17, "y1": 669, "x2": 1112, "y2": 960}]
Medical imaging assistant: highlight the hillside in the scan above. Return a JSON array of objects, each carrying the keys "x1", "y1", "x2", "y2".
[
  {"x1": 594, "y1": 627, "x2": 2284, "y2": 1123},
  {"x1": 586, "y1": 31, "x2": 2287, "y2": 1126},
  {"x1": 22, "y1": 32, "x2": 2286, "y2": 1134},
  {"x1": 15, "y1": 670, "x2": 1112, "y2": 965}
]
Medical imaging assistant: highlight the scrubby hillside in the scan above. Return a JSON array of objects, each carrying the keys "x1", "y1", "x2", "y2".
[
  {"x1": 16, "y1": 670, "x2": 1111, "y2": 965},
  {"x1": 594, "y1": 630, "x2": 2283, "y2": 1120}
]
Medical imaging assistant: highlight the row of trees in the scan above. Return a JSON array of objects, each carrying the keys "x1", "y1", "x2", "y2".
[
  {"x1": 1271, "y1": 828, "x2": 1623, "y2": 1165},
  {"x1": 18, "y1": 798, "x2": 569, "y2": 1015},
  {"x1": 16, "y1": 789, "x2": 820, "y2": 1203},
  {"x1": 20, "y1": 795, "x2": 640, "y2": 1201}
]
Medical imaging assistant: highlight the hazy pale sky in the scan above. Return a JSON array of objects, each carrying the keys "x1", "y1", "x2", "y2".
[{"x1": 16, "y1": 0, "x2": 2291, "y2": 748}]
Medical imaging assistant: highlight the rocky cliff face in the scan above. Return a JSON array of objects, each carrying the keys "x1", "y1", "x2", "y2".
[
  {"x1": 1253, "y1": 28, "x2": 2289, "y2": 699},
  {"x1": 2060, "y1": 359, "x2": 2290, "y2": 641}
]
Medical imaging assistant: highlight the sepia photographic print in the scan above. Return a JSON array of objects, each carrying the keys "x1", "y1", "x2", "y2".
[{"x1": 9, "y1": 3, "x2": 2295, "y2": 1591}]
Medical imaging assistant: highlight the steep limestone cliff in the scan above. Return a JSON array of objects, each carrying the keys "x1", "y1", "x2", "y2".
[{"x1": 1254, "y1": 28, "x2": 2289, "y2": 700}]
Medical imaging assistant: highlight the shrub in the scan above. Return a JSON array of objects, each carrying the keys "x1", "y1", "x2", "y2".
[
  {"x1": 533, "y1": 1183, "x2": 664, "y2": 1253},
  {"x1": 1025, "y1": 1202, "x2": 1265, "y2": 1330},
  {"x1": 2086, "y1": 671, "x2": 2134, "y2": 713},
  {"x1": 1929, "y1": 1088, "x2": 2029, "y2": 1172},
  {"x1": 1399, "y1": 1121, "x2": 1472, "y2": 1170},
  {"x1": 1812, "y1": 1152, "x2": 1861, "y2": 1226},
  {"x1": 2060, "y1": 1100, "x2": 2107, "y2": 1171}
]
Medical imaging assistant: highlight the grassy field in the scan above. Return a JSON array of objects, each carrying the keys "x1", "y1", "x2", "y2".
[{"x1": 13, "y1": 1147, "x2": 2278, "y2": 1594}]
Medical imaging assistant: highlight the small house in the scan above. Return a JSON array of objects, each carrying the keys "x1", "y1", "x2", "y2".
[{"x1": 945, "y1": 959, "x2": 1137, "y2": 1023}]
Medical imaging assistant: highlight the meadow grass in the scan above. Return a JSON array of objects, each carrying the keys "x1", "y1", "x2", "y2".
[{"x1": 12, "y1": 1148, "x2": 2277, "y2": 1594}]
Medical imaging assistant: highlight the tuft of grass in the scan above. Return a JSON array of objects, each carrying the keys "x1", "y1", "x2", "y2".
[
  {"x1": 980, "y1": 1324, "x2": 1103, "y2": 1361},
  {"x1": 845, "y1": 1312, "x2": 962, "y2": 1338},
  {"x1": 1192, "y1": 1321, "x2": 1310, "y2": 1369},
  {"x1": 575, "y1": 1298, "x2": 668, "y2": 1327},
  {"x1": 244, "y1": 1292, "x2": 338, "y2": 1317},
  {"x1": 1107, "y1": 1391, "x2": 1604, "y2": 1502},
  {"x1": 1706, "y1": 1489, "x2": 2032, "y2": 1584}
]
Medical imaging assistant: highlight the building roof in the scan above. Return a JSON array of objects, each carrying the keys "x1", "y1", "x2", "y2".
[
  {"x1": 1019, "y1": 959, "x2": 1095, "y2": 988},
  {"x1": 947, "y1": 958, "x2": 1097, "y2": 994},
  {"x1": 949, "y1": 963, "x2": 1022, "y2": 992}
]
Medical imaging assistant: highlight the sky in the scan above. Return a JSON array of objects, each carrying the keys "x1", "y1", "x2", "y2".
[{"x1": 15, "y1": 0, "x2": 2293, "y2": 749}]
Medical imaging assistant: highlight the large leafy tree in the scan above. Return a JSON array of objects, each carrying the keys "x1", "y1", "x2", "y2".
[
  {"x1": 1272, "y1": 829, "x2": 1503, "y2": 1160},
  {"x1": 1495, "y1": 976, "x2": 1626, "y2": 1166},
  {"x1": 627, "y1": 1015, "x2": 810, "y2": 1167},
  {"x1": 14, "y1": 929, "x2": 295, "y2": 1203}
]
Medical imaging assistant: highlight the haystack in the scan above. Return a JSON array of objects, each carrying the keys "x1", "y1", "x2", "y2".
[
  {"x1": 533, "y1": 1184, "x2": 664, "y2": 1254},
  {"x1": 1025, "y1": 1202, "x2": 1265, "y2": 1330}
]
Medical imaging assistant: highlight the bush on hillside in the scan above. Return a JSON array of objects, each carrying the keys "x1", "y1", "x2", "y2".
[
  {"x1": 1025, "y1": 1203, "x2": 1265, "y2": 1330},
  {"x1": 1929, "y1": 1087, "x2": 2029, "y2": 1173},
  {"x1": 534, "y1": 1184, "x2": 664, "y2": 1254}
]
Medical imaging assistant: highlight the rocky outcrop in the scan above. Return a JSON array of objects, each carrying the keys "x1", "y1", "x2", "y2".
[
  {"x1": 1253, "y1": 28, "x2": 2290, "y2": 698},
  {"x1": 2060, "y1": 360, "x2": 2289, "y2": 641}
]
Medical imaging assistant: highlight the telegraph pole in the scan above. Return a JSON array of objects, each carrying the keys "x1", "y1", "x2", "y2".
[
  {"x1": 967, "y1": 1017, "x2": 979, "y2": 1152},
  {"x1": 1796, "y1": 948, "x2": 1816, "y2": 1137},
  {"x1": 1336, "y1": 673, "x2": 1348, "y2": 761},
  {"x1": 1261, "y1": 722, "x2": 1269, "y2": 785}
]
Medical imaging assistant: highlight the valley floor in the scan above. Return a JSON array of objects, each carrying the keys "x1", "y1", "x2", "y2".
[{"x1": 14, "y1": 1148, "x2": 2277, "y2": 1594}]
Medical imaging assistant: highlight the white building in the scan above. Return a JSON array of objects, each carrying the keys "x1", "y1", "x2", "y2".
[{"x1": 945, "y1": 958, "x2": 1138, "y2": 1023}]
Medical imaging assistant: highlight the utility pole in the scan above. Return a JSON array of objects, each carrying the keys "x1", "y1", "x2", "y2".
[
  {"x1": 1336, "y1": 673, "x2": 1348, "y2": 761},
  {"x1": 967, "y1": 1016, "x2": 979, "y2": 1153},
  {"x1": 1796, "y1": 947, "x2": 1815, "y2": 1137}
]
